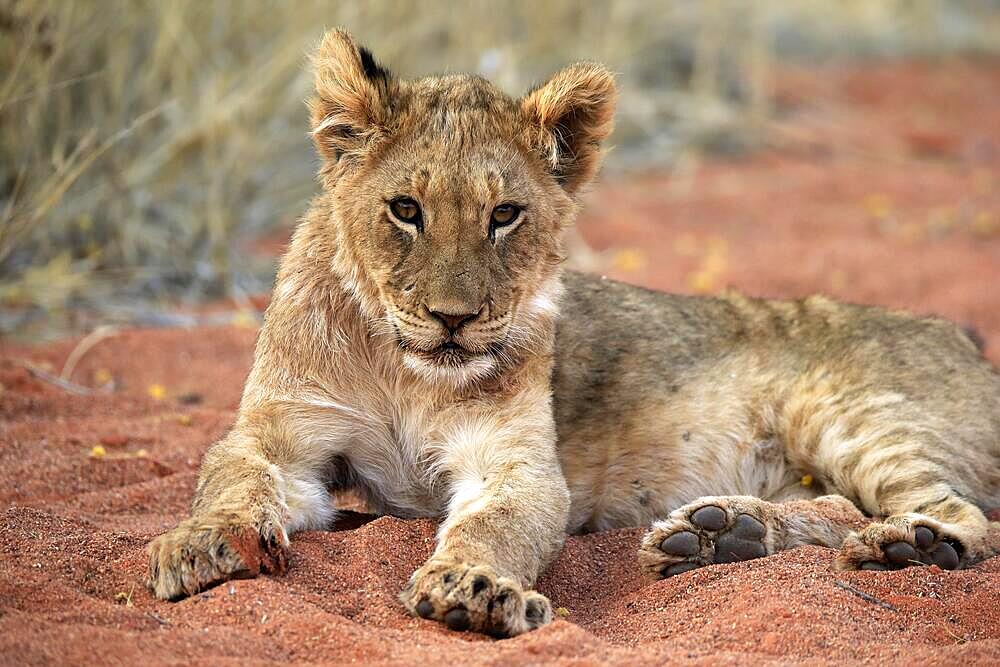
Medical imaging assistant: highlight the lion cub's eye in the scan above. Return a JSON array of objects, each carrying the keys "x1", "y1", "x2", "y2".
[
  {"x1": 489, "y1": 204, "x2": 521, "y2": 236},
  {"x1": 389, "y1": 198, "x2": 423, "y2": 228}
]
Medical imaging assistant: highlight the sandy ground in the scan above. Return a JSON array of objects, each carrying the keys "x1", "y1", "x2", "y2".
[{"x1": 2, "y1": 60, "x2": 1000, "y2": 665}]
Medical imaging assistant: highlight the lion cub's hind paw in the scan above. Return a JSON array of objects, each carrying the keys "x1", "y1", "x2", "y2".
[
  {"x1": 401, "y1": 559, "x2": 551, "y2": 637},
  {"x1": 639, "y1": 497, "x2": 772, "y2": 579},
  {"x1": 837, "y1": 517, "x2": 963, "y2": 571}
]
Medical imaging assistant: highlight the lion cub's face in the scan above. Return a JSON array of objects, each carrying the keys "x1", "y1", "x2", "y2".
[{"x1": 309, "y1": 31, "x2": 615, "y2": 384}]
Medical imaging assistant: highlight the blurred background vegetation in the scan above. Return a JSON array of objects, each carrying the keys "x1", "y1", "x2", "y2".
[{"x1": 2, "y1": 0, "x2": 1000, "y2": 337}]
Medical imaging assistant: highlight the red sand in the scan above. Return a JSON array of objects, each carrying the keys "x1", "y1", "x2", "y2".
[{"x1": 2, "y1": 60, "x2": 1000, "y2": 665}]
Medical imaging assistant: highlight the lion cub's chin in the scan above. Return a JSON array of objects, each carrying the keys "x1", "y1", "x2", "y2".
[{"x1": 401, "y1": 348, "x2": 496, "y2": 388}]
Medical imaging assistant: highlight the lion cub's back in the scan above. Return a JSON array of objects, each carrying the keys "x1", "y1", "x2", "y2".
[{"x1": 552, "y1": 270, "x2": 998, "y2": 440}]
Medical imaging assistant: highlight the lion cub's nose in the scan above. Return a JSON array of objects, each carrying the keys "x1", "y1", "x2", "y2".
[{"x1": 429, "y1": 308, "x2": 480, "y2": 334}]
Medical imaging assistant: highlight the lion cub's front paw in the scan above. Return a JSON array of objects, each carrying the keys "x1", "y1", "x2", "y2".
[
  {"x1": 639, "y1": 496, "x2": 775, "y2": 579},
  {"x1": 147, "y1": 515, "x2": 288, "y2": 600},
  {"x1": 836, "y1": 514, "x2": 964, "y2": 571},
  {"x1": 400, "y1": 558, "x2": 551, "y2": 637}
]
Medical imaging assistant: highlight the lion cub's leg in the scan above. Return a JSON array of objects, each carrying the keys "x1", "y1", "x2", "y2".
[
  {"x1": 639, "y1": 494, "x2": 866, "y2": 578},
  {"x1": 793, "y1": 413, "x2": 996, "y2": 570},
  {"x1": 147, "y1": 425, "x2": 333, "y2": 599},
  {"x1": 398, "y1": 459, "x2": 568, "y2": 637},
  {"x1": 398, "y1": 396, "x2": 570, "y2": 637},
  {"x1": 777, "y1": 362, "x2": 1000, "y2": 570}
]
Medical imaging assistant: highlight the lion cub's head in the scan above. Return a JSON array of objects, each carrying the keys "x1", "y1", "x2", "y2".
[{"x1": 308, "y1": 29, "x2": 615, "y2": 385}]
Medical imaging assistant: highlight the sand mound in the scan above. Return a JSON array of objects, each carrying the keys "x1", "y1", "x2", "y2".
[{"x1": 2, "y1": 325, "x2": 998, "y2": 666}]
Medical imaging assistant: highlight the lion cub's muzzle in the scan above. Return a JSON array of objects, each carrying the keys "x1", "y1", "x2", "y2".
[{"x1": 388, "y1": 299, "x2": 512, "y2": 368}]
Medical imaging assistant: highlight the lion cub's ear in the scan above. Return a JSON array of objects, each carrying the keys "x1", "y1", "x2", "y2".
[
  {"x1": 521, "y1": 63, "x2": 617, "y2": 194},
  {"x1": 309, "y1": 29, "x2": 394, "y2": 164}
]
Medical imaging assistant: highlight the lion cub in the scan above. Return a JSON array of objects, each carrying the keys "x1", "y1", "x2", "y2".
[{"x1": 147, "y1": 29, "x2": 1000, "y2": 637}]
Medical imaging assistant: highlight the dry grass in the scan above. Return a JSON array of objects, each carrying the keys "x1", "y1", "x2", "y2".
[{"x1": 1, "y1": 0, "x2": 998, "y2": 335}]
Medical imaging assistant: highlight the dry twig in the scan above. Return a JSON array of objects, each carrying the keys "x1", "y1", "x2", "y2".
[
  {"x1": 20, "y1": 361, "x2": 110, "y2": 397},
  {"x1": 833, "y1": 580, "x2": 898, "y2": 612}
]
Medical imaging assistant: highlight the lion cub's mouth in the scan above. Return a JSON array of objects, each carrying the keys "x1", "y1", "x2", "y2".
[
  {"x1": 400, "y1": 337, "x2": 497, "y2": 386},
  {"x1": 411, "y1": 340, "x2": 474, "y2": 366}
]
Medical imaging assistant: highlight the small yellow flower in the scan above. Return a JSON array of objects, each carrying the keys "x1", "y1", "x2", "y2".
[
  {"x1": 147, "y1": 384, "x2": 167, "y2": 401},
  {"x1": 89, "y1": 445, "x2": 107, "y2": 458}
]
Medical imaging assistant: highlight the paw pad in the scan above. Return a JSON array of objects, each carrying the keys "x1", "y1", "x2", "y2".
[
  {"x1": 928, "y1": 542, "x2": 960, "y2": 569},
  {"x1": 416, "y1": 599, "x2": 434, "y2": 619},
  {"x1": 444, "y1": 607, "x2": 471, "y2": 632},
  {"x1": 662, "y1": 562, "x2": 700, "y2": 577},
  {"x1": 714, "y1": 515, "x2": 767, "y2": 564},
  {"x1": 883, "y1": 541, "x2": 919, "y2": 566},
  {"x1": 650, "y1": 505, "x2": 770, "y2": 578},
  {"x1": 690, "y1": 506, "x2": 727, "y2": 531},
  {"x1": 914, "y1": 526, "x2": 934, "y2": 550},
  {"x1": 859, "y1": 561, "x2": 889, "y2": 571},
  {"x1": 659, "y1": 531, "x2": 699, "y2": 556}
]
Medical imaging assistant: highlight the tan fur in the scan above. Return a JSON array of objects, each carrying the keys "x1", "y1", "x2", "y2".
[{"x1": 148, "y1": 29, "x2": 1000, "y2": 636}]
